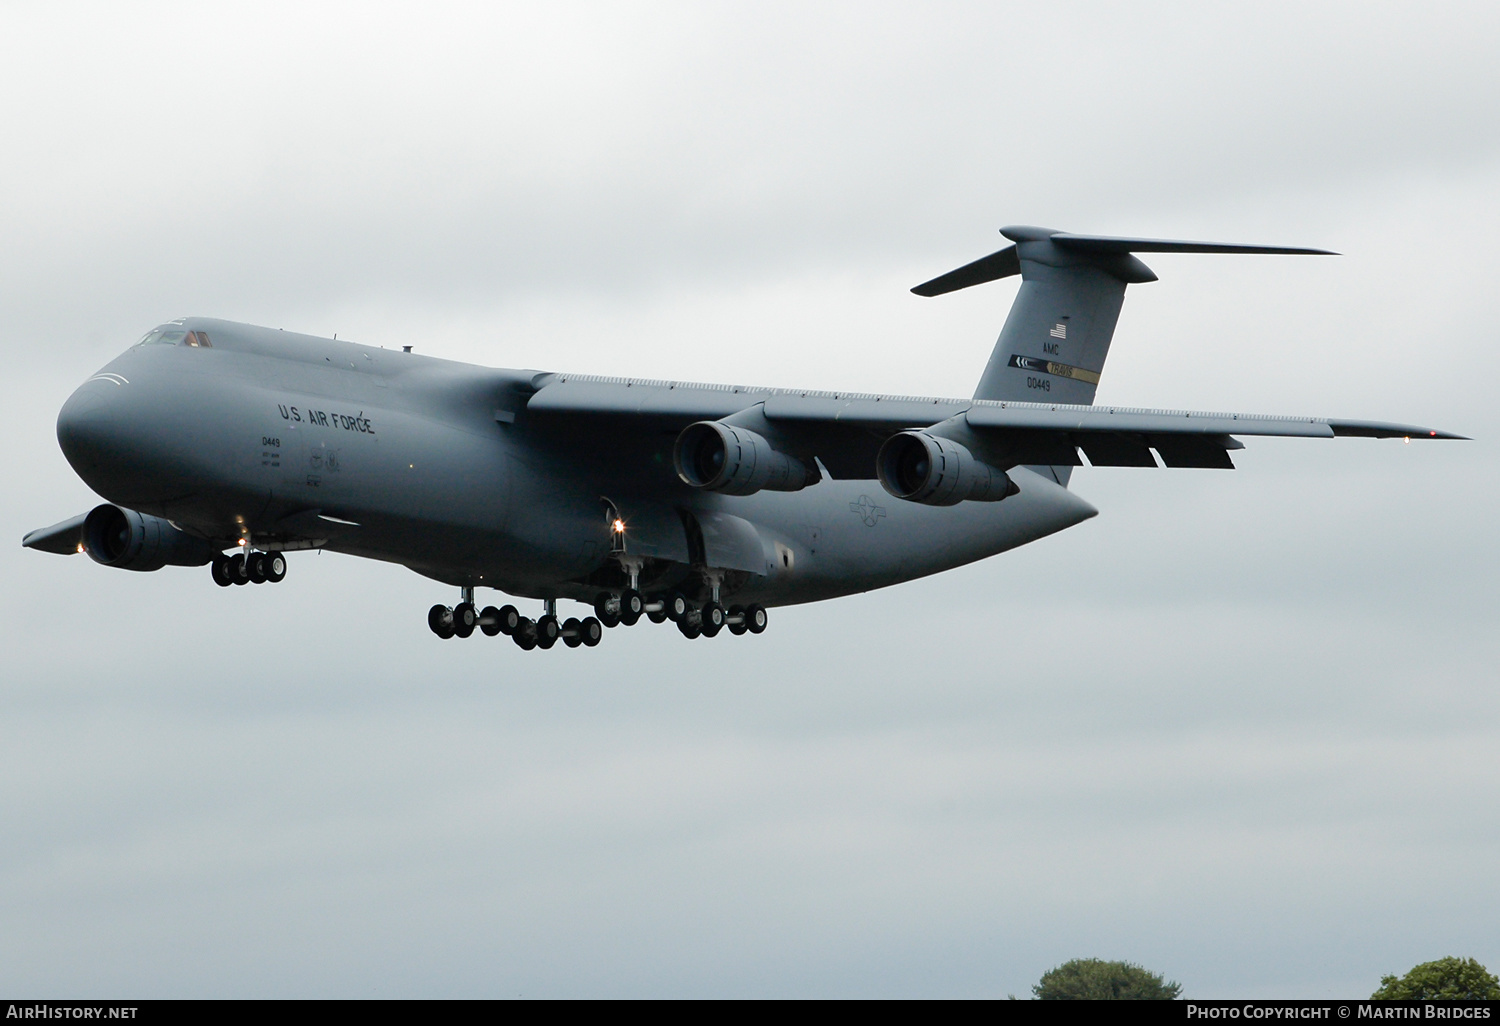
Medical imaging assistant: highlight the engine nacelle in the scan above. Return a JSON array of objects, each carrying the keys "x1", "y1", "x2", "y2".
[
  {"x1": 876, "y1": 431, "x2": 1019, "y2": 506},
  {"x1": 82, "y1": 504, "x2": 220, "y2": 572},
  {"x1": 673, "y1": 421, "x2": 817, "y2": 495}
]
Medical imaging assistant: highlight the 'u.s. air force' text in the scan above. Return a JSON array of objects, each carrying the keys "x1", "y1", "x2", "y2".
[{"x1": 277, "y1": 404, "x2": 374, "y2": 435}]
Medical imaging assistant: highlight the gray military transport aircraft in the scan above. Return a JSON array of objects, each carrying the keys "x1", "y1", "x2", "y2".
[{"x1": 24, "y1": 226, "x2": 1463, "y2": 650}]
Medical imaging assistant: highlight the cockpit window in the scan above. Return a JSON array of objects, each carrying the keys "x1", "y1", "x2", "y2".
[
  {"x1": 136, "y1": 329, "x2": 186, "y2": 346},
  {"x1": 134, "y1": 328, "x2": 211, "y2": 348}
]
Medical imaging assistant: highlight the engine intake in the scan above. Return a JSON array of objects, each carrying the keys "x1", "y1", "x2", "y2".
[
  {"x1": 82, "y1": 504, "x2": 220, "y2": 572},
  {"x1": 673, "y1": 421, "x2": 817, "y2": 495},
  {"x1": 876, "y1": 431, "x2": 1019, "y2": 506}
]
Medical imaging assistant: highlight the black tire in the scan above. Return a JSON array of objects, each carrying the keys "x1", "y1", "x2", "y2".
[
  {"x1": 228, "y1": 553, "x2": 250, "y2": 585},
  {"x1": 480, "y1": 606, "x2": 503, "y2": 637},
  {"x1": 727, "y1": 605, "x2": 748, "y2": 635},
  {"x1": 211, "y1": 554, "x2": 233, "y2": 587},
  {"x1": 513, "y1": 617, "x2": 537, "y2": 650},
  {"x1": 746, "y1": 604, "x2": 768, "y2": 634},
  {"x1": 593, "y1": 592, "x2": 616, "y2": 621},
  {"x1": 453, "y1": 602, "x2": 477, "y2": 638},
  {"x1": 666, "y1": 592, "x2": 690, "y2": 622},
  {"x1": 497, "y1": 604, "x2": 521, "y2": 635},
  {"x1": 264, "y1": 552, "x2": 287, "y2": 583},
  {"x1": 620, "y1": 588, "x2": 644, "y2": 626},
  {"x1": 562, "y1": 617, "x2": 583, "y2": 648},
  {"x1": 677, "y1": 616, "x2": 701, "y2": 639},
  {"x1": 646, "y1": 603, "x2": 668, "y2": 624},
  {"x1": 247, "y1": 552, "x2": 268, "y2": 583},
  {"x1": 581, "y1": 616, "x2": 603, "y2": 647},
  {"x1": 536, "y1": 615, "x2": 560, "y2": 649},
  {"x1": 428, "y1": 604, "x2": 455, "y2": 639},
  {"x1": 701, "y1": 602, "x2": 724, "y2": 637}
]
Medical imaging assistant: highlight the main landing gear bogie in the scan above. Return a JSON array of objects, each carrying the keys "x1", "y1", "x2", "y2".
[
  {"x1": 212, "y1": 550, "x2": 287, "y2": 588},
  {"x1": 428, "y1": 598, "x2": 601, "y2": 651},
  {"x1": 670, "y1": 599, "x2": 765, "y2": 641},
  {"x1": 425, "y1": 588, "x2": 766, "y2": 650}
]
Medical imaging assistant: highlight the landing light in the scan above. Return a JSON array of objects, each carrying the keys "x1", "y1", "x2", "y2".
[{"x1": 612, "y1": 518, "x2": 626, "y2": 534}]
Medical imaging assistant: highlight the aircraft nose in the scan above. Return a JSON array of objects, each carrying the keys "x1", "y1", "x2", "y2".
[
  {"x1": 57, "y1": 374, "x2": 188, "y2": 507},
  {"x1": 57, "y1": 379, "x2": 119, "y2": 479}
]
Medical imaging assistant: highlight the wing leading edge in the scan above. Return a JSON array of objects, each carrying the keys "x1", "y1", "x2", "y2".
[{"x1": 523, "y1": 375, "x2": 1463, "y2": 476}]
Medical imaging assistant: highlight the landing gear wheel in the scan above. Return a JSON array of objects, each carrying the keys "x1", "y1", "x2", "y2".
[
  {"x1": 677, "y1": 616, "x2": 701, "y2": 639},
  {"x1": 536, "y1": 615, "x2": 560, "y2": 649},
  {"x1": 562, "y1": 617, "x2": 584, "y2": 648},
  {"x1": 619, "y1": 588, "x2": 644, "y2": 626},
  {"x1": 666, "y1": 592, "x2": 690, "y2": 622},
  {"x1": 592, "y1": 591, "x2": 619, "y2": 628},
  {"x1": 247, "y1": 552, "x2": 268, "y2": 584},
  {"x1": 228, "y1": 553, "x2": 250, "y2": 585},
  {"x1": 727, "y1": 604, "x2": 748, "y2": 636},
  {"x1": 700, "y1": 602, "x2": 724, "y2": 638},
  {"x1": 580, "y1": 616, "x2": 603, "y2": 647},
  {"x1": 428, "y1": 604, "x2": 456, "y2": 639},
  {"x1": 211, "y1": 554, "x2": 233, "y2": 587},
  {"x1": 646, "y1": 604, "x2": 668, "y2": 624},
  {"x1": 496, "y1": 605, "x2": 521, "y2": 636},
  {"x1": 745, "y1": 604, "x2": 768, "y2": 634},
  {"x1": 264, "y1": 552, "x2": 287, "y2": 583},
  {"x1": 513, "y1": 617, "x2": 537, "y2": 650},
  {"x1": 453, "y1": 602, "x2": 477, "y2": 638},
  {"x1": 480, "y1": 606, "x2": 503, "y2": 637}
]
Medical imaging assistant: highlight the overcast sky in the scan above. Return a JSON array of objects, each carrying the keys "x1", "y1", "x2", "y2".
[{"x1": 3, "y1": 1, "x2": 1498, "y2": 998}]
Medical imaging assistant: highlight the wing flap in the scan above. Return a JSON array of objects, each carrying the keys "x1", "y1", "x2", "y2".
[
  {"x1": 1077, "y1": 434, "x2": 1158, "y2": 468},
  {"x1": 1150, "y1": 434, "x2": 1238, "y2": 469}
]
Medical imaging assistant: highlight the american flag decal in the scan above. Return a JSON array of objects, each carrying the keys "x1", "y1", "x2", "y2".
[{"x1": 1049, "y1": 323, "x2": 1067, "y2": 339}]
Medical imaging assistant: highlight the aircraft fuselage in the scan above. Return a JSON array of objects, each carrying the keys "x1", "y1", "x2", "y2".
[{"x1": 56, "y1": 318, "x2": 1097, "y2": 609}]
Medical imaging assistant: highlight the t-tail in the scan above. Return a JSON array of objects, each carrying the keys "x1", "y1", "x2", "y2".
[{"x1": 913, "y1": 226, "x2": 1336, "y2": 485}]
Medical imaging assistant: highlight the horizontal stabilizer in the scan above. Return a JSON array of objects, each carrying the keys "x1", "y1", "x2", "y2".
[
  {"x1": 21, "y1": 513, "x2": 88, "y2": 554},
  {"x1": 1047, "y1": 233, "x2": 1337, "y2": 256},
  {"x1": 911, "y1": 246, "x2": 1020, "y2": 297},
  {"x1": 913, "y1": 226, "x2": 1336, "y2": 297}
]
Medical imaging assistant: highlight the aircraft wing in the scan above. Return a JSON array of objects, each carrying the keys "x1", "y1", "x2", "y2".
[
  {"x1": 21, "y1": 513, "x2": 88, "y2": 554},
  {"x1": 524, "y1": 374, "x2": 1463, "y2": 477}
]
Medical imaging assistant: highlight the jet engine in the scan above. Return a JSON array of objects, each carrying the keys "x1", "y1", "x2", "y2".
[
  {"x1": 876, "y1": 431, "x2": 1019, "y2": 506},
  {"x1": 82, "y1": 503, "x2": 220, "y2": 572},
  {"x1": 673, "y1": 421, "x2": 817, "y2": 495}
]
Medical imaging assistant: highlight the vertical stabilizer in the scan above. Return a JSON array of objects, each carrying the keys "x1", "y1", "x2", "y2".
[
  {"x1": 971, "y1": 227, "x2": 1145, "y2": 407},
  {"x1": 912, "y1": 226, "x2": 1334, "y2": 485}
]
